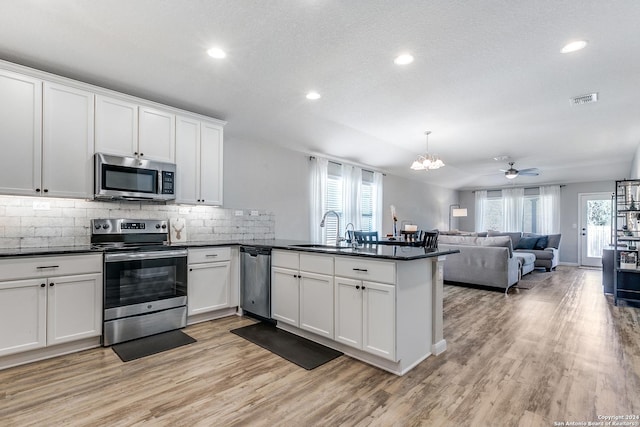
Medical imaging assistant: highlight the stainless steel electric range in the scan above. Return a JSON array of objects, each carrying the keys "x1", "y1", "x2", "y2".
[{"x1": 91, "y1": 219, "x2": 187, "y2": 346}]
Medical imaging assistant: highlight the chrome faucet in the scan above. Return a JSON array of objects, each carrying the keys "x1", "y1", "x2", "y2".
[
  {"x1": 344, "y1": 222, "x2": 356, "y2": 247},
  {"x1": 320, "y1": 210, "x2": 344, "y2": 246}
]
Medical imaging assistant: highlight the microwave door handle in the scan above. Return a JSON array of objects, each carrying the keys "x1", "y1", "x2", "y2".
[{"x1": 121, "y1": 196, "x2": 154, "y2": 201}]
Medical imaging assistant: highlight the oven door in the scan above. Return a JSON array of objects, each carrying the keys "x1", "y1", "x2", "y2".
[{"x1": 104, "y1": 249, "x2": 188, "y2": 321}]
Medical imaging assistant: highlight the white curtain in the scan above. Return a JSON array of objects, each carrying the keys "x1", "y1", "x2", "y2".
[
  {"x1": 474, "y1": 190, "x2": 488, "y2": 232},
  {"x1": 309, "y1": 157, "x2": 328, "y2": 243},
  {"x1": 503, "y1": 187, "x2": 524, "y2": 231},
  {"x1": 343, "y1": 165, "x2": 362, "y2": 231},
  {"x1": 372, "y1": 171, "x2": 384, "y2": 234},
  {"x1": 539, "y1": 185, "x2": 561, "y2": 234}
]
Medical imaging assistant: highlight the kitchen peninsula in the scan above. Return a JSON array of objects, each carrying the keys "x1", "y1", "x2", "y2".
[{"x1": 264, "y1": 242, "x2": 458, "y2": 376}]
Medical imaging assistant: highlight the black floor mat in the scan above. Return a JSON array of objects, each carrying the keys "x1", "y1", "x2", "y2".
[
  {"x1": 112, "y1": 330, "x2": 196, "y2": 362},
  {"x1": 231, "y1": 322, "x2": 342, "y2": 370}
]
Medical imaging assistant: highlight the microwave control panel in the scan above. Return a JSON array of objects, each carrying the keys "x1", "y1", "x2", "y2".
[{"x1": 162, "y1": 171, "x2": 175, "y2": 194}]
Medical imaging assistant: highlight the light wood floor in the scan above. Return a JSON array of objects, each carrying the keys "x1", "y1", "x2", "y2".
[{"x1": 1, "y1": 266, "x2": 638, "y2": 426}]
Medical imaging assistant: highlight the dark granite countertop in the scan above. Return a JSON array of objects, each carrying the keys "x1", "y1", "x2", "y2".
[
  {"x1": 0, "y1": 239, "x2": 458, "y2": 261},
  {"x1": 0, "y1": 245, "x2": 103, "y2": 258},
  {"x1": 174, "y1": 239, "x2": 458, "y2": 261}
]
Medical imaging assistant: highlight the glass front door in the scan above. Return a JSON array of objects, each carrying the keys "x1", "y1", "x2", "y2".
[{"x1": 579, "y1": 193, "x2": 612, "y2": 267}]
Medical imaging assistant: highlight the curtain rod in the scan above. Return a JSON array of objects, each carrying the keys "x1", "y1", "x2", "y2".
[
  {"x1": 308, "y1": 154, "x2": 386, "y2": 175},
  {"x1": 470, "y1": 184, "x2": 566, "y2": 193}
]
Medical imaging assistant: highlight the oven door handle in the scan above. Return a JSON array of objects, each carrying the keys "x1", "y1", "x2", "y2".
[{"x1": 104, "y1": 249, "x2": 188, "y2": 263}]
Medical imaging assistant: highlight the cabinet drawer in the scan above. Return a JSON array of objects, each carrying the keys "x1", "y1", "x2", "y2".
[
  {"x1": 188, "y1": 247, "x2": 231, "y2": 263},
  {"x1": 335, "y1": 256, "x2": 396, "y2": 284},
  {"x1": 272, "y1": 250, "x2": 299, "y2": 269},
  {"x1": 0, "y1": 253, "x2": 102, "y2": 282},
  {"x1": 300, "y1": 253, "x2": 334, "y2": 275}
]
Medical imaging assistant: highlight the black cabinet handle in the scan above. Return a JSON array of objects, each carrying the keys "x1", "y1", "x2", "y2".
[
  {"x1": 37, "y1": 265, "x2": 59, "y2": 269},
  {"x1": 356, "y1": 285, "x2": 360, "y2": 289},
  {"x1": 189, "y1": 268, "x2": 193, "y2": 272},
  {"x1": 134, "y1": 152, "x2": 138, "y2": 155},
  {"x1": 49, "y1": 283, "x2": 54, "y2": 287},
  {"x1": 362, "y1": 285, "x2": 366, "y2": 290},
  {"x1": 140, "y1": 153, "x2": 144, "y2": 156},
  {"x1": 43, "y1": 189, "x2": 49, "y2": 193},
  {"x1": 352, "y1": 268, "x2": 368, "y2": 272},
  {"x1": 35, "y1": 188, "x2": 41, "y2": 192},
  {"x1": 40, "y1": 283, "x2": 45, "y2": 288}
]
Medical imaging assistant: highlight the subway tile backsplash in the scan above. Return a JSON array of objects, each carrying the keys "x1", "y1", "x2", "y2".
[{"x1": 0, "y1": 196, "x2": 275, "y2": 248}]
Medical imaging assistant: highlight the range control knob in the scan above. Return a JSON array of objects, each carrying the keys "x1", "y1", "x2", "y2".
[
  {"x1": 94, "y1": 224, "x2": 101, "y2": 230},
  {"x1": 156, "y1": 224, "x2": 161, "y2": 229},
  {"x1": 102, "y1": 224, "x2": 110, "y2": 229},
  {"x1": 161, "y1": 224, "x2": 167, "y2": 229}
]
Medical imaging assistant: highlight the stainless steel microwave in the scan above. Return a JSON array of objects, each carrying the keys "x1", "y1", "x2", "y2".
[{"x1": 94, "y1": 153, "x2": 176, "y2": 201}]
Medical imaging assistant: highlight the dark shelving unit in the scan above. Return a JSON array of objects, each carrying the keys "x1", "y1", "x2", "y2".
[{"x1": 613, "y1": 179, "x2": 640, "y2": 306}]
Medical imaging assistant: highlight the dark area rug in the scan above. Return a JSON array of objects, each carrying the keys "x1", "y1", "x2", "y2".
[
  {"x1": 112, "y1": 330, "x2": 196, "y2": 362},
  {"x1": 231, "y1": 322, "x2": 342, "y2": 370}
]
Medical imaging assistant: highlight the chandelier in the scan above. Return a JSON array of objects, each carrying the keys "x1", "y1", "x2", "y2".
[{"x1": 410, "y1": 131, "x2": 445, "y2": 170}]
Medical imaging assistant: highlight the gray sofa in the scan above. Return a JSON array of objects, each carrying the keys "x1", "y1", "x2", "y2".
[
  {"x1": 487, "y1": 231, "x2": 562, "y2": 271},
  {"x1": 439, "y1": 235, "x2": 521, "y2": 292}
]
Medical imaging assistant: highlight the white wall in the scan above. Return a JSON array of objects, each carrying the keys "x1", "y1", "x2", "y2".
[
  {"x1": 382, "y1": 174, "x2": 458, "y2": 236},
  {"x1": 223, "y1": 136, "x2": 311, "y2": 240},
  {"x1": 457, "y1": 180, "x2": 614, "y2": 264},
  {"x1": 224, "y1": 137, "x2": 458, "y2": 240}
]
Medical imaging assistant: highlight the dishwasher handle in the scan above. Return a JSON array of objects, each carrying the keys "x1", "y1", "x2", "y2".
[{"x1": 240, "y1": 246, "x2": 272, "y2": 257}]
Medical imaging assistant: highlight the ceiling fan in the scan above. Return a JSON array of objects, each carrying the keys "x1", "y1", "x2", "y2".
[{"x1": 500, "y1": 162, "x2": 539, "y2": 180}]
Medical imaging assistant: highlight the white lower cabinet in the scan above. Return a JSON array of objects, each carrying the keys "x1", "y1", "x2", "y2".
[
  {"x1": 0, "y1": 254, "x2": 103, "y2": 358},
  {"x1": 299, "y1": 272, "x2": 334, "y2": 338},
  {"x1": 271, "y1": 251, "x2": 334, "y2": 339},
  {"x1": 0, "y1": 279, "x2": 46, "y2": 356},
  {"x1": 334, "y1": 277, "x2": 396, "y2": 360},
  {"x1": 272, "y1": 266, "x2": 300, "y2": 326},
  {"x1": 187, "y1": 247, "x2": 232, "y2": 317}
]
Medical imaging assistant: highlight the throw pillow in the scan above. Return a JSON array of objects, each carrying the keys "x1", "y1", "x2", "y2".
[
  {"x1": 515, "y1": 236, "x2": 538, "y2": 250},
  {"x1": 534, "y1": 235, "x2": 549, "y2": 250}
]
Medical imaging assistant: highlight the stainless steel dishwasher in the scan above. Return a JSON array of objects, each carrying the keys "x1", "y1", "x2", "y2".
[{"x1": 240, "y1": 246, "x2": 272, "y2": 319}]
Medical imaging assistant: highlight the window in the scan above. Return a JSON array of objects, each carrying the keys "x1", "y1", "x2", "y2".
[
  {"x1": 523, "y1": 195, "x2": 539, "y2": 233},
  {"x1": 484, "y1": 196, "x2": 503, "y2": 231},
  {"x1": 311, "y1": 158, "x2": 382, "y2": 245},
  {"x1": 360, "y1": 170, "x2": 375, "y2": 232},
  {"x1": 324, "y1": 163, "x2": 343, "y2": 245},
  {"x1": 476, "y1": 186, "x2": 560, "y2": 233}
]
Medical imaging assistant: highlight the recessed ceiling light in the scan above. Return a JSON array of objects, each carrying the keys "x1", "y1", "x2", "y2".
[
  {"x1": 306, "y1": 91, "x2": 321, "y2": 100},
  {"x1": 207, "y1": 47, "x2": 227, "y2": 59},
  {"x1": 394, "y1": 54, "x2": 414, "y2": 65},
  {"x1": 561, "y1": 40, "x2": 587, "y2": 54}
]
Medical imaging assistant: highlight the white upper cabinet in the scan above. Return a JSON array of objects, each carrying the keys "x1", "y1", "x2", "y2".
[
  {"x1": 200, "y1": 121, "x2": 223, "y2": 205},
  {"x1": 95, "y1": 95, "x2": 138, "y2": 157},
  {"x1": 95, "y1": 95, "x2": 175, "y2": 163},
  {"x1": 0, "y1": 69, "x2": 42, "y2": 196},
  {"x1": 176, "y1": 115, "x2": 224, "y2": 205},
  {"x1": 138, "y1": 106, "x2": 175, "y2": 162},
  {"x1": 175, "y1": 115, "x2": 200, "y2": 203},
  {"x1": 43, "y1": 82, "x2": 95, "y2": 198}
]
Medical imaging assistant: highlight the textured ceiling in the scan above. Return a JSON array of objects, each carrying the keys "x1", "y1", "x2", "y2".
[{"x1": 1, "y1": 0, "x2": 639, "y2": 190}]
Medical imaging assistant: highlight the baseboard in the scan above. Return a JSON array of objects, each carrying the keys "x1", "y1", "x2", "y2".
[
  {"x1": 0, "y1": 337, "x2": 101, "y2": 371},
  {"x1": 187, "y1": 306, "x2": 238, "y2": 325},
  {"x1": 559, "y1": 262, "x2": 579, "y2": 267},
  {"x1": 431, "y1": 339, "x2": 447, "y2": 355}
]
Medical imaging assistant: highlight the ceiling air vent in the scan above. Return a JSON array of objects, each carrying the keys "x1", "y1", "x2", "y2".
[{"x1": 570, "y1": 92, "x2": 598, "y2": 106}]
